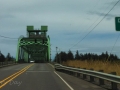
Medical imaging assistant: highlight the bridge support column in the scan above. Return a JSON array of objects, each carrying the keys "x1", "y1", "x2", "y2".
[
  {"x1": 16, "y1": 47, "x2": 24, "y2": 63},
  {"x1": 16, "y1": 37, "x2": 23, "y2": 62},
  {"x1": 19, "y1": 48, "x2": 24, "y2": 62},
  {"x1": 47, "y1": 36, "x2": 50, "y2": 62},
  {"x1": 24, "y1": 51, "x2": 29, "y2": 63}
]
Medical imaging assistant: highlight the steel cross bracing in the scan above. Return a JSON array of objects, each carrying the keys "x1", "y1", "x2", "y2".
[{"x1": 16, "y1": 26, "x2": 51, "y2": 63}]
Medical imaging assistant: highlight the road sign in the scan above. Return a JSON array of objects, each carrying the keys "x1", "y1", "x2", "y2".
[{"x1": 115, "y1": 17, "x2": 120, "y2": 31}]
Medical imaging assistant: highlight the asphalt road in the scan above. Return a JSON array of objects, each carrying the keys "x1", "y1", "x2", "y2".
[{"x1": 0, "y1": 63, "x2": 106, "y2": 90}]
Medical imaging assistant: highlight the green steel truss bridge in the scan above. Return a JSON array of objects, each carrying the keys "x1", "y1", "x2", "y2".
[{"x1": 16, "y1": 26, "x2": 51, "y2": 63}]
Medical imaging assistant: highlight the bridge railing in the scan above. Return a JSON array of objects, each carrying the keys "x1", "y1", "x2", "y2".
[
  {"x1": 0, "y1": 61, "x2": 17, "y2": 68},
  {"x1": 55, "y1": 64, "x2": 120, "y2": 90}
]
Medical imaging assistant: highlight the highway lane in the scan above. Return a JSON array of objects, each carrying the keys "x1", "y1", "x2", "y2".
[{"x1": 0, "y1": 63, "x2": 106, "y2": 90}]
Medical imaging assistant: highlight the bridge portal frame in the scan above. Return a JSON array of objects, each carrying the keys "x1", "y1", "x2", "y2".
[{"x1": 16, "y1": 26, "x2": 50, "y2": 63}]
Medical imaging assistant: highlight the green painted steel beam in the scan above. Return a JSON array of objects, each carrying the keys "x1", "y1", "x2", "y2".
[
  {"x1": 27, "y1": 26, "x2": 34, "y2": 31},
  {"x1": 41, "y1": 26, "x2": 48, "y2": 32},
  {"x1": 16, "y1": 25, "x2": 51, "y2": 62}
]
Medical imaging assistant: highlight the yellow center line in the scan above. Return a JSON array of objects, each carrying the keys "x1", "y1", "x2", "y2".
[
  {"x1": 0, "y1": 64, "x2": 34, "y2": 88},
  {"x1": 0, "y1": 64, "x2": 33, "y2": 84},
  {"x1": 0, "y1": 65, "x2": 30, "y2": 83}
]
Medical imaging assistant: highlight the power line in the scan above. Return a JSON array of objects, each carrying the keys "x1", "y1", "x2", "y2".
[
  {"x1": 67, "y1": 0, "x2": 101, "y2": 48},
  {"x1": 69, "y1": 0, "x2": 120, "y2": 49},
  {"x1": 107, "y1": 33, "x2": 120, "y2": 61},
  {"x1": 0, "y1": 35, "x2": 18, "y2": 39},
  {"x1": 110, "y1": 33, "x2": 120, "y2": 54}
]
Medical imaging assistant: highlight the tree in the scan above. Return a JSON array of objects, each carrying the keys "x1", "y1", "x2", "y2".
[
  {"x1": 54, "y1": 50, "x2": 120, "y2": 63},
  {"x1": 67, "y1": 50, "x2": 74, "y2": 60},
  {"x1": 54, "y1": 51, "x2": 68, "y2": 63},
  {"x1": 54, "y1": 53, "x2": 59, "y2": 62},
  {"x1": 6, "y1": 53, "x2": 11, "y2": 61},
  {"x1": 79, "y1": 53, "x2": 84, "y2": 60},
  {"x1": 105, "y1": 51, "x2": 109, "y2": 60},
  {"x1": 0, "y1": 52, "x2": 5, "y2": 62},
  {"x1": 60, "y1": 51, "x2": 67, "y2": 62},
  {"x1": 75, "y1": 50, "x2": 79, "y2": 60}
]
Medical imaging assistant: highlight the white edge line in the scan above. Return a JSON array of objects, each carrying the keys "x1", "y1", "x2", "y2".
[
  {"x1": 54, "y1": 71, "x2": 74, "y2": 90},
  {"x1": 26, "y1": 71, "x2": 50, "y2": 72},
  {"x1": 48, "y1": 63, "x2": 54, "y2": 68}
]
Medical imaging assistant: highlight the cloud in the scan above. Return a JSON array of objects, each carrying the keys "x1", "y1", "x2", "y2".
[
  {"x1": 0, "y1": 14, "x2": 15, "y2": 19},
  {"x1": 0, "y1": 39, "x2": 17, "y2": 57},
  {"x1": 0, "y1": 39, "x2": 17, "y2": 45},
  {"x1": 106, "y1": 0, "x2": 120, "y2": 6},
  {"x1": 88, "y1": 11, "x2": 117, "y2": 20},
  {"x1": 0, "y1": 0, "x2": 120, "y2": 59},
  {"x1": 63, "y1": 32, "x2": 81, "y2": 35},
  {"x1": 87, "y1": 0, "x2": 120, "y2": 21}
]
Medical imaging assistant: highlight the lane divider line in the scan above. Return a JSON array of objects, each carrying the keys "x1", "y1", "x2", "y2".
[
  {"x1": 48, "y1": 63, "x2": 54, "y2": 68},
  {"x1": 0, "y1": 64, "x2": 34, "y2": 88},
  {"x1": 0, "y1": 65, "x2": 31, "y2": 84},
  {"x1": 0, "y1": 68, "x2": 26, "y2": 88},
  {"x1": 54, "y1": 71, "x2": 74, "y2": 90},
  {"x1": 26, "y1": 71, "x2": 50, "y2": 72}
]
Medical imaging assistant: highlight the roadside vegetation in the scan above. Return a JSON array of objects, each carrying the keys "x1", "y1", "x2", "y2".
[
  {"x1": 0, "y1": 51, "x2": 15, "y2": 62},
  {"x1": 62, "y1": 60, "x2": 120, "y2": 76},
  {"x1": 54, "y1": 50, "x2": 120, "y2": 76}
]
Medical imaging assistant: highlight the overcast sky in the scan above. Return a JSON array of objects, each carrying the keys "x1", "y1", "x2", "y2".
[{"x1": 0, "y1": 0, "x2": 120, "y2": 59}]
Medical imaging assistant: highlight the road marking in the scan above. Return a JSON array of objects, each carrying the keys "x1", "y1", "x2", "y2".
[
  {"x1": 0, "y1": 65, "x2": 31, "y2": 84},
  {"x1": 26, "y1": 71, "x2": 50, "y2": 72},
  {"x1": 0, "y1": 66, "x2": 29, "y2": 84},
  {"x1": 48, "y1": 63, "x2": 54, "y2": 68},
  {"x1": 54, "y1": 71, "x2": 74, "y2": 90},
  {"x1": 0, "y1": 64, "x2": 34, "y2": 88}
]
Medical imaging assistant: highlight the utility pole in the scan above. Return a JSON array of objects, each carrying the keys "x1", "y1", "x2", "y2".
[
  {"x1": 56, "y1": 47, "x2": 58, "y2": 63},
  {"x1": 0, "y1": 51, "x2": 1, "y2": 57},
  {"x1": 59, "y1": 48, "x2": 61, "y2": 64},
  {"x1": 50, "y1": 44, "x2": 51, "y2": 62}
]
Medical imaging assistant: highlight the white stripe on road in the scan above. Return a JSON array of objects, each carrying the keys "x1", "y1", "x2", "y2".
[
  {"x1": 54, "y1": 71, "x2": 74, "y2": 90},
  {"x1": 26, "y1": 71, "x2": 50, "y2": 72},
  {"x1": 48, "y1": 63, "x2": 54, "y2": 68}
]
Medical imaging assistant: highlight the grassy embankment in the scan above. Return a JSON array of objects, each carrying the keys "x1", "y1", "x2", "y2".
[{"x1": 62, "y1": 60, "x2": 120, "y2": 76}]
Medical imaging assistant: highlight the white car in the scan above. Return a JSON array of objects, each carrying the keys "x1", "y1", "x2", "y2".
[{"x1": 30, "y1": 60, "x2": 34, "y2": 63}]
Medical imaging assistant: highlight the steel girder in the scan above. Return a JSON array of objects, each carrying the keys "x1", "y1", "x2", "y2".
[{"x1": 16, "y1": 26, "x2": 50, "y2": 63}]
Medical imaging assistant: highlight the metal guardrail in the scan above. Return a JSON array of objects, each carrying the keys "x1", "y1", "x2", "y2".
[
  {"x1": 0, "y1": 61, "x2": 17, "y2": 68},
  {"x1": 55, "y1": 64, "x2": 120, "y2": 90}
]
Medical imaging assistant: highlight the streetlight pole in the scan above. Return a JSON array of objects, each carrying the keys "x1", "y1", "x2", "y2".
[
  {"x1": 56, "y1": 47, "x2": 58, "y2": 63},
  {"x1": 59, "y1": 48, "x2": 61, "y2": 64},
  {"x1": 50, "y1": 44, "x2": 51, "y2": 62}
]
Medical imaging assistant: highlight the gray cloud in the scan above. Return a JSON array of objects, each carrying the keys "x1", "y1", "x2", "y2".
[
  {"x1": 88, "y1": 11, "x2": 118, "y2": 20},
  {"x1": 0, "y1": 14, "x2": 15, "y2": 19},
  {"x1": 106, "y1": 0, "x2": 120, "y2": 6},
  {"x1": 0, "y1": 39, "x2": 17, "y2": 57},
  {"x1": 0, "y1": 39, "x2": 17, "y2": 45},
  {"x1": 63, "y1": 32, "x2": 81, "y2": 35},
  {"x1": 87, "y1": 0, "x2": 120, "y2": 20},
  {"x1": 0, "y1": 0, "x2": 120, "y2": 59}
]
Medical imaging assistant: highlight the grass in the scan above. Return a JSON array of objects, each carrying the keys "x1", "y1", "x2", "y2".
[{"x1": 62, "y1": 60, "x2": 120, "y2": 76}]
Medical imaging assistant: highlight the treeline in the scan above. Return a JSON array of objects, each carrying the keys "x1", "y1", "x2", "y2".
[
  {"x1": 0, "y1": 51, "x2": 15, "y2": 62},
  {"x1": 54, "y1": 50, "x2": 119, "y2": 63}
]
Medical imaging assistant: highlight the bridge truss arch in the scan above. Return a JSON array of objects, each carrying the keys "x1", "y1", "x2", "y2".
[{"x1": 16, "y1": 26, "x2": 51, "y2": 63}]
